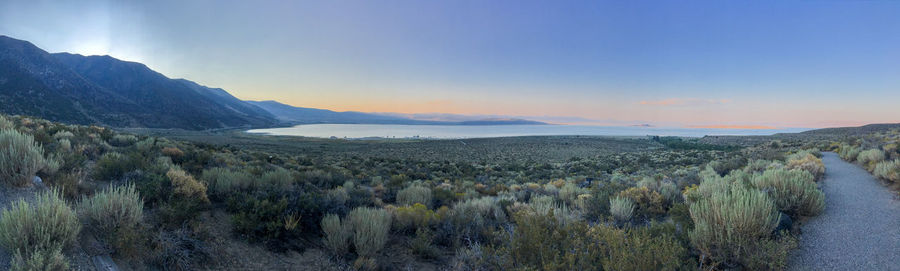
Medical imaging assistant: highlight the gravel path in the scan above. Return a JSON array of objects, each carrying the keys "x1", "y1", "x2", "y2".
[{"x1": 789, "y1": 152, "x2": 900, "y2": 271}]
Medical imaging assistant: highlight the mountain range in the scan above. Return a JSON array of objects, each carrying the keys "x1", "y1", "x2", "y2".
[{"x1": 0, "y1": 35, "x2": 544, "y2": 129}]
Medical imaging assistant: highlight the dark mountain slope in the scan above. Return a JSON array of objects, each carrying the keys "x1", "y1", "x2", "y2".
[{"x1": 0, "y1": 35, "x2": 276, "y2": 129}]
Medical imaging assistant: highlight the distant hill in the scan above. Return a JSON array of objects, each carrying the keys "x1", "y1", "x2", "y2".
[
  {"x1": 247, "y1": 100, "x2": 547, "y2": 125},
  {"x1": 0, "y1": 35, "x2": 276, "y2": 129}
]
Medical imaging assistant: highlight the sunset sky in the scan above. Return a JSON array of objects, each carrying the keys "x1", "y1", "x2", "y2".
[{"x1": 2, "y1": 0, "x2": 899, "y2": 128}]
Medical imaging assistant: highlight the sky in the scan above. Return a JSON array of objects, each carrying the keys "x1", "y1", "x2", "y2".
[{"x1": 2, "y1": 0, "x2": 899, "y2": 128}]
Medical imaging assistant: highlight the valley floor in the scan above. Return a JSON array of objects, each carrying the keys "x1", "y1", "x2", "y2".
[{"x1": 789, "y1": 152, "x2": 900, "y2": 270}]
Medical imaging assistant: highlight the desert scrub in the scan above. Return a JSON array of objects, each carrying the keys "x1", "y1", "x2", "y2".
[
  {"x1": 258, "y1": 167, "x2": 294, "y2": 190},
  {"x1": 751, "y1": 169, "x2": 825, "y2": 216},
  {"x1": 397, "y1": 184, "x2": 432, "y2": 207},
  {"x1": 110, "y1": 134, "x2": 138, "y2": 147},
  {"x1": 393, "y1": 203, "x2": 435, "y2": 232},
  {"x1": 786, "y1": 151, "x2": 825, "y2": 180},
  {"x1": 321, "y1": 214, "x2": 351, "y2": 257},
  {"x1": 689, "y1": 185, "x2": 778, "y2": 268},
  {"x1": 201, "y1": 168, "x2": 252, "y2": 196},
  {"x1": 838, "y1": 144, "x2": 861, "y2": 161},
  {"x1": 0, "y1": 128, "x2": 51, "y2": 186},
  {"x1": 348, "y1": 207, "x2": 392, "y2": 257},
  {"x1": 609, "y1": 196, "x2": 635, "y2": 222},
  {"x1": 874, "y1": 159, "x2": 900, "y2": 184},
  {"x1": 450, "y1": 196, "x2": 507, "y2": 242},
  {"x1": 617, "y1": 186, "x2": 666, "y2": 217},
  {"x1": 0, "y1": 190, "x2": 80, "y2": 269},
  {"x1": 0, "y1": 115, "x2": 12, "y2": 130},
  {"x1": 79, "y1": 183, "x2": 144, "y2": 252},
  {"x1": 857, "y1": 149, "x2": 885, "y2": 171},
  {"x1": 10, "y1": 247, "x2": 69, "y2": 271},
  {"x1": 163, "y1": 168, "x2": 210, "y2": 222}
]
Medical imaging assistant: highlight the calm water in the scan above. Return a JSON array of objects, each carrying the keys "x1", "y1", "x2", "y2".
[{"x1": 247, "y1": 124, "x2": 810, "y2": 139}]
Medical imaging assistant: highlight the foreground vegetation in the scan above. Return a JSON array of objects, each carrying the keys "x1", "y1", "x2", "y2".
[
  {"x1": 0, "y1": 114, "x2": 834, "y2": 270},
  {"x1": 835, "y1": 128, "x2": 900, "y2": 192}
]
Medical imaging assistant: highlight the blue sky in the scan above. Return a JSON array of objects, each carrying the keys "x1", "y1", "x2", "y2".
[{"x1": 2, "y1": 0, "x2": 899, "y2": 127}]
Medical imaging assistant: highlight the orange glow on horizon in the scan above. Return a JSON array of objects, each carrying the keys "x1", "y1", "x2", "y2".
[{"x1": 687, "y1": 125, "x2": 779, "y2": 129}]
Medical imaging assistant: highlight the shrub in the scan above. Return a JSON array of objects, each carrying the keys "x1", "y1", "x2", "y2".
[
  {"x1": 397, "y1": 185, "x2": 432, "y2": 207},
  {"x1": 393, "y1": 203, "x2": 435, "y2": 232},
  {"x1": 229, "y1": 194, "x2": 297, "y2": 246},
  {"x1": 609, "y1": 196, "x2": 635, "y2": 222},
  {"x1": 689, "y1": 185, "x2": 778, "y2": 268},
  {"x1": 0, "y1": 190, "x2": 80, "y2": 269},
  {"x1": 751, "y1": 169, "x2": 824, "y2": 216},
  {"x1": 557, "y1": 182, "x2": 586, "y2": 205},
  {"x1": 857, "y1": 149, "x2": 885, "y2": 171},
  {"x1": 161, "y1": 147, "x2": 184, "y2": 160},
  {"x1": 450, "y1": 197, "x2": 507, "y2": 243},
  {"x1": 838, "y1": 144, "x2": 860, "y2": 161},
  {"x1": 617, "y1": 186, "x2": 666, "y2": 217},
  {"x1": 10, "y1": 248, "x2": 68, "y2": 271},
  {"x1": 93, "y1": 152, "x2": 140, "y2": 181},
  {"x1": 657, "y1": 181, "x2": 680, "y2": 203},
  {"x1": 348, "y1": 207, "x2": 392, "y2": 257},
  {"x1": 110, "y1": 134, "x2": 138, "y2": 147},
  {"x1": 201, "y1": 168, "x2": 252, "y2": 196},
  {"x1": 0, "y1": 115, "x2": 12, "y2": 130},
  {"x1": 592, "y1": 226, "x2": 689, "y2": 270},
  {"x1": 0, "y1": 129, "x2": 51, "y2": 186},
  {"x1": 874, "y1": 159, "x2": 900, "y2": 184},
  {"x1": 163, "y1": 168, "x2": 210, "y2": 222},
  {"x1": 321, "y1": 214, "x2": 351, "y2": 257},
  {"x1": 258, "y1": 168, "x2": 294, "y2": 190},
  {"x1": 79, "y1": 183, "x2": 144, "y2": 251},
  {"x1": 786, "y1": 152, "x2": 825, "y2": 180}
]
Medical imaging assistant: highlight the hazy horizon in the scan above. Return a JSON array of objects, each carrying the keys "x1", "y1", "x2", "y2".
[{"x1": 3, "y1": 0, "x2": 899, "y2": 128}]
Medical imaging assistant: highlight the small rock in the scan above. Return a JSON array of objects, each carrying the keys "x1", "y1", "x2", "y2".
[
  {"x1": 775, "y1": 211, "x2": 792, "y2": 233},
  {"x1": 31, "y1": 176, "x2": 44, "y2": 188}
]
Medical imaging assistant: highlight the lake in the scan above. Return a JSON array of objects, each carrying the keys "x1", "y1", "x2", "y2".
[{"x1": 246, "y1": 124, "x2": 811, "y2": 139}]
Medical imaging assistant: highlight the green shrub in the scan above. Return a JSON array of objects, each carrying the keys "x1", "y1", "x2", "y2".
[
  {"x1": 0, "y1": 115, "x2": 12, "y2": 130},
  {"x1": 617, "y1": 186, "x2": 666, "y2": 217},
  {"x1": 393, "y1": 203, "x2": 435, "y2": 232},
  {"x1": 110, "y1": 134, "x2": 138, "y2": 147},
  {"x1": 201, "y1": 168, "x2": 252, "y2": 196},
  {"x1": 321, "y1": 214, "x2": 351, "y2": 257},
  {"x1": 229, "y1": 195, "x2": 296, "y2": 245},
  {"x1": 258, "y1": 168, "x2": 294, "y2": 190},
  {"x1": 689, "y1": 185, "x2": 778, "y2": 268},
  {"x1": 10, "y1": 248, "x2": 68, "y2": 271},
  {"x1": 751, "y1": 169, "x2": 824, "y2": 216},
  {"x1": 557, "y1": 182, "x2": 586, "y2": 205},
  {"x1": 857, "y1": 149, "x2": 885, "y2": 171},
  {"x1": 450, "y1": 197, "x2": 507, "y2": 242},
  {"x1": 0, "y1": 190, "x2": 80, "y2": 269},
  {"x1": 874, "y1": 159, "x2": 900, "y2": 184},
  {"x1": 786, "y1": 151, "x2": 825, "y2": 180},
  {"x1": 609, "y1": 196, "x2": 634, "y2": 222},
  {"x1": 0, "y1": 129, "x2": 51, "y2": 186},
  {"x1": 657, "y1": 181, "x2": 680, "y2": 203},
  {"x1": 93, "y1": 152, "x2": 140, "y2": 181},
  {"x1": 593, "y1": 226, "x2": 689, "y2": 271},
  {"x1": 397, "y1": 185, "x2": 432, "y2": 207},
  {"x1": 163, "y1": 168, "x2": 210, "y2": 223},
  {"x1": 838, "y1": 144, "x2": 860, "y2": 161},
  {"x1": 79, "y1": 183, "x2": 144, "y2": 252},
  {"x1": 348, "y1": 207, "x2": 392, "y2": 257}
]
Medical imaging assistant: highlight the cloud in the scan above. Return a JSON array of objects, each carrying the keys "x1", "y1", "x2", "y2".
[{"x1": 639, "y1": 98, "x2": 731, "y2": 106}]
